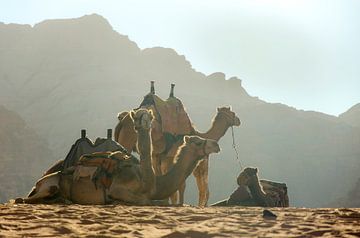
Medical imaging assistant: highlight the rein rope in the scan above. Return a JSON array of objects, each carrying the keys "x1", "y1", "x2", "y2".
[{"x1": 231, "y1": 126, "x2": 243, "y2": 170}]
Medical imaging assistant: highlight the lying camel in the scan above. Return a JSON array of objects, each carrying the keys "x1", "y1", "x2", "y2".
[
  {"x1": 16, "y1": 109, "x2": 220, "y2": 205},
  {"x1": 115, "y1": 105, "x2": 240, "y2": 206},
  {"x1": 211, "y1": 167, "x2": 289, "y2": 207}
]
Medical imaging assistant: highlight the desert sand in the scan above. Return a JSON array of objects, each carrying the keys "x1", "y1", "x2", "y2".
[{"x1": 0, "y1": 203, "x2": 359, "y2": 238}]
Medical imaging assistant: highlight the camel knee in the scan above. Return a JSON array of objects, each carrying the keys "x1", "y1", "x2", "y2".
[{"x1": 14, "y1": 197, "x2": 24, "y2": 204}]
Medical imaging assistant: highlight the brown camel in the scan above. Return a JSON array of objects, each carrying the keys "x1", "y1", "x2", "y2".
[
  {"x1": 236, "y1": 167, "x2": 272, "y2": 206},
  {"x1": 211, "y1": 167, "x2": 289, "y2": 207},
  {"x1": 180, "y1": 106, "x2": 241, "y2": 206},
  {"x1": 16, "y1": 109, "x2": 220, "y2": 205},
  {"x1": 114, "y1": 105, "x2": 240, "y2": 206}
]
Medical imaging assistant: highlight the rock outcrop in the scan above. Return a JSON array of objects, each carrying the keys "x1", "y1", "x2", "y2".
[{"x1": 0, "y1": 15, "x2": 359, "y2": 207}]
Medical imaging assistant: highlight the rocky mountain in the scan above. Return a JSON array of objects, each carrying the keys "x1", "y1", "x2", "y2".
[
  {"x1": 339, "y1": 103, "x2": 360, "y2": 128},
  {"x1": 0, "y1": 106, "x2": 53, "y2": 202},
  {"x1": 0, "y1": 14, "x2": 359, "y2": 207}
]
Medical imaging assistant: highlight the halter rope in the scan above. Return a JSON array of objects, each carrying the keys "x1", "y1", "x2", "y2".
[{"x1": 231, "y1": 126, "x2": 243, "y2": 170}]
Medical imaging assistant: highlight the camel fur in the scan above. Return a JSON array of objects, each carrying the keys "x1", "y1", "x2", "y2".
[
  {"x1": 211, "y1": 167, "x2": 289, "y2": 207},
  {"x1": 16, "y1": 109, "x2": 220, "y2": 205},
  {"x1": 115, "y1": 102, "x2": 240, "y2": 206}
]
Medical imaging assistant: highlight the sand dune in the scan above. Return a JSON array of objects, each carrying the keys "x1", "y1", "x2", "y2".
[{"x1": 0, "y1": 203, "x2": 359, "y2": 237}]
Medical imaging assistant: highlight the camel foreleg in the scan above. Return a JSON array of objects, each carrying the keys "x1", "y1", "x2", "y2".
[
  {"x1": 193, "y1": 159, "x2": 209, "y2": 207},
  {"x1": 177, "y1": 181, "x2": 186, "y2": 205}
]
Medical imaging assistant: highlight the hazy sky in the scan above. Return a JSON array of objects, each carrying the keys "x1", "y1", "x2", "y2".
[{"x1": 1, "y1": 0, "x2": 359, "y2": 115}]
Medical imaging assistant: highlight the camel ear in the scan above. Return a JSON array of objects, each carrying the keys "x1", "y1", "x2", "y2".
[
  {"x1": 255, "y1": 168, "x2": 258, "y2": 173},
  {"x1": 130, "y1": 110, "x2": 136, "y2": 120},
  {"x1": 227, "y1": 106, "x2": 232, "y2": 110},
  {"x1": 184, "y1": 136, "x2": 191, "y2": 143},
  {"x1": 149, "y1": 110, "x2": 154, "y2": 120}
]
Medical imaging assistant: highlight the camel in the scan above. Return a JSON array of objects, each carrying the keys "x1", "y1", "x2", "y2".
[
  {"x1": 211, "y1": 167, "x2": 289, "y2": 207},
  {"x1": 16, "y1": 109, "x2": 220, "y2": 205},
  {"x1": 114, "y1": 104, "x2": 240, "y2": 206},
  {"x1": 180, "y1": 106, "x2": 241, "y2": 206}
]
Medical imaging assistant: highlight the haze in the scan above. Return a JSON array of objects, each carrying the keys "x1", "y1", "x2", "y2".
[{"x1": 1, "y1": 0, "x2": 359, "y2": 116}]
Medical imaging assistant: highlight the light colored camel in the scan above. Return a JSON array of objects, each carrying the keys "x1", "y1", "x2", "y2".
[
  {"x1": 16, "y1": 109, "x2": 220, "y2": 205},
  {"x1": 164, "y1": 107, "x2": 241, "y2": 206},
  {"x1": 114, "y1": 106, "x2": 240, "y2": 206}
]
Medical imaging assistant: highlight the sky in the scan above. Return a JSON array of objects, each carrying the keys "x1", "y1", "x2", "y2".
[{"x1": 1, "y1": 0, "x2": 359, "y2": 116}]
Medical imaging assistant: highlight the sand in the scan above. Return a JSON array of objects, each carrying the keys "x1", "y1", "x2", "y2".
[{"x1": 0, "y1": 204, "x2": 359, "y2": 237}]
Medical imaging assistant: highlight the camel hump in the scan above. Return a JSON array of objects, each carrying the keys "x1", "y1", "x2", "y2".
[
  {"x1": 162, "y1": 96, "x2": 192, "y2": 135},
  {"x1": 138, "y1": 92, "x2": 193, "y2": 136}
]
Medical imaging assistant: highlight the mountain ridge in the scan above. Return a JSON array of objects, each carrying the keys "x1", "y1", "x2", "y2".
[
  {"x1": 0, "y1": 14, "x2": 359, "y2": 207},
  {"x1": 339, "y1": 103, "x2": 360, "y2": 128}
]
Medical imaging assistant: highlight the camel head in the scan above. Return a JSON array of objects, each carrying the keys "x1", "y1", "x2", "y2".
[
  {"x1": 217, "y1": 106, "x2": 241, "y2": 127},
  {"x1": 130, "y1": 108, "x2": 154, "y2": 131},
  {"x1": 237, "y1": 167, "x2": 259, "y2": 186},
  {"x1": 183, "y1": 135, "x2": 220, "y2": 157}
]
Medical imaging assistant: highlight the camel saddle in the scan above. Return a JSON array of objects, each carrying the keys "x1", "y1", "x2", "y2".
[
  {"x1": 260, "y1": 179, "x2": 289, "y2": 207},
  {"x1": 139, "y1": 93, "x2": 193, "y2": 136},
  {"x1": 44, "y1": 136, "x2": 138, "y2": 177},
  {"x1": 73, "y1": 151, "x2": 134, "y2": 189}
]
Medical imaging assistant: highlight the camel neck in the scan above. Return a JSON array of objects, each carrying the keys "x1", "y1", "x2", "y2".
[
  {"x1": 136, "y1": 128, "x2": 156, "y2": 194},
  {"x1": 195, "y1": 113, "x2": 230, "y2": 141},
  {"x1": 151, "y1": 146, "x2": 200, "y2": 200},
  {"x1": 137, "y1": 129, "x2": 151, "y2": 160}
]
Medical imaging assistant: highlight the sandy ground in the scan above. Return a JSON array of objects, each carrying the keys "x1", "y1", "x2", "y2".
[{"x1": 0, "y1": 204, "x2": 359, "y2": 238}]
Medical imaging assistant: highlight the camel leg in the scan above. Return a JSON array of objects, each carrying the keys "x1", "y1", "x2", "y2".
[
  {"x1": 193, "y1": 158, "x2": 209, "y2": 207},
  {"x1": 20, "y1": 173, "x2": 61, "y2": 204},
  {"x1": 195, "y1": 175, "x2": 209, "y2": 207},
  {"x1": 178, "y1": 181, "x2": 186, "y2": 205},
  {"x1": 21, "y1": 186, "x2": 59, "y2": 204},
  {"x1": 169, "y1": 191, "x2": 178, "y2": 205},
  {"x1": 160, "y1": 155, "x2": 175, "y2": 204},
  {"x1": 152, "y1": 153, "x2": 168, "y2": 205}
]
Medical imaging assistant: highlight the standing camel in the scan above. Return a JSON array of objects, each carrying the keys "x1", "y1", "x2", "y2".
[
  {"x1": 114, "y1": 87, "x2": 240, "y2": 206},
  {"x1": 163, "y1": 106, "x2": 241, "y2": 206}
]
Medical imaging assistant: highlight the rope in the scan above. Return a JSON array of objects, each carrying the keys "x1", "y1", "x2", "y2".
[{"x1": 231, "y1": 126, "x2": 243, "y2": 170}]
